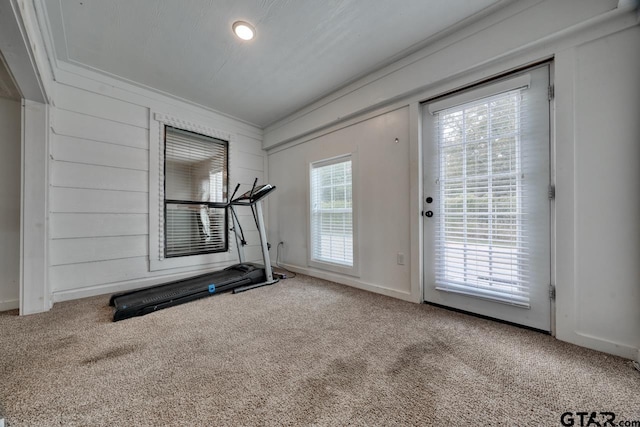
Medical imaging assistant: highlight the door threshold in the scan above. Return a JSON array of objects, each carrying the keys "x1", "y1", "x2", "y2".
[{"x1": 423, "y1": 301, "x2": 550, "y2": 335}]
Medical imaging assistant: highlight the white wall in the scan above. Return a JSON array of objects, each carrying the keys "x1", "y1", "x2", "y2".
[
  {"x1": 554, "y1": 24, "x2": 640, "y2": 359},
  {"x1": 48, "y1": 74, "x2": 266, "y2": 302},
  {"x1": 0, "y1": 97, "x2": 21, "y2": 311},
  {"x1": 265, "y1": 0, "x2": 640, "y2": 359},
  {"x1": 21, "y1": 100, "x2": 50, "y2": 315},
  {"x1": 269, "y1": 107, "x2": 412, "y2": 300}
]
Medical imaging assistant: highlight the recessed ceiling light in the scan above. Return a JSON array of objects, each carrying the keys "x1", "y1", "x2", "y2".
[{"x1": 232, "y1": 21, "x2": 255, "y2": 41}]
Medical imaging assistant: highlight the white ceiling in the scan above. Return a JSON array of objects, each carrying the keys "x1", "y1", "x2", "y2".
[{"x1": 41, "y1": 0, "x2": 504, "y2": 127}]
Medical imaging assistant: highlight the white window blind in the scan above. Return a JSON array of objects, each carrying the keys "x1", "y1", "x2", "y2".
[
  {"x1": 432, "y1": 84, "x2": 540, "y2": 307},
  {"x1": 310, "y1": 156, "x2": 353, "y2": 267},
  {"x1": 164, "y1": 126, "x2": 228, "y2": 258}
]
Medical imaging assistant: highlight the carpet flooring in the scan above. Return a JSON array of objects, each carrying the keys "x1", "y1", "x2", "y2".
[{"x1": 1, "y1": 274, "x2": 639, "y2": 426}]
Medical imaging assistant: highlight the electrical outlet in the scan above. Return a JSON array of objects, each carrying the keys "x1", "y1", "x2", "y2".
[{"x1": 397, "y1": 252, "x2": 405, "y2": 265}]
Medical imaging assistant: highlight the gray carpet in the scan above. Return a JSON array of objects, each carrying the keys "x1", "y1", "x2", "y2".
[{"x1": 1, "y1": 274, "x2": 639, "y2": 426}]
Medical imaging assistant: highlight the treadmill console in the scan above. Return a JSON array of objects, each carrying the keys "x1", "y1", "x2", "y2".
[{"x1": 234, "y1": 184, "x2": 275, "y2": 204}]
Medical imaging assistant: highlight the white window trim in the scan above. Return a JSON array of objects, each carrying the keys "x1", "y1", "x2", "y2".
[
  {"x1": 307, "y1": 152, "x2": 359, "y2": 277},
  {"x1": 149, "y1": 111, "x2": 236, "y2": 272}
]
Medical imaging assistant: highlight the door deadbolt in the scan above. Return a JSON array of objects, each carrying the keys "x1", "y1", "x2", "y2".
[{"x1": 426, "y1": 197, "x2": 433, "y2": 204}]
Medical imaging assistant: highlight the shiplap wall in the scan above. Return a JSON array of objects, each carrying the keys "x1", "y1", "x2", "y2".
[{"x1": 49, "y1": 82, "x2": 265, "y2": 301}]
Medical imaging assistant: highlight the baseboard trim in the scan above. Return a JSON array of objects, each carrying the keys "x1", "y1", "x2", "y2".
[
  {"x1": 279, "y1": 263, "x2": 418, "y2": 303},
  {"x1": 0, "y1": 299, "x2": 19, "y2": 312},
  {"x1": 567, "y1": 331, "x2": 639, "y2": 360}
]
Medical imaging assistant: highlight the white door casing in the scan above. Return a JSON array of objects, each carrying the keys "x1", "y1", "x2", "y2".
[{"x1": 423, "y1": 64, "x2": 551, "y2": 331}]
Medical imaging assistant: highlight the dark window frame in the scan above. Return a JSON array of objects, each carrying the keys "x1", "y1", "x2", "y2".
[{"x1": 163, "y1": 125, "x2": 229, "y2": 258}]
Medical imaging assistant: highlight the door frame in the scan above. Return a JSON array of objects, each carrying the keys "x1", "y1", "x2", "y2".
[
  {"x1": 419, "y1": 61, "x2": 556, "y2": 334},
  {"x1": 1, "y1": 0, "x2": 51, "y2": 314}
]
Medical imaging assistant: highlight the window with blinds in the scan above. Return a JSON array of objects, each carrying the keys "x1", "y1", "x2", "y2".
[
  {"x1": 432, "y1": 87, "x2": 534, "y2": 306},
  {"x1": 310, "y1": 156, "x2": 353, "y2": 267},
  {"x1": 164, "y1": 126, "x2": 228, "y2": 258}
]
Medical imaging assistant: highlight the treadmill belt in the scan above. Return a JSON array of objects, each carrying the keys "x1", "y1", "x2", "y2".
[{"x1": 109, "y1": 264, "x2": 266, "y2": 321}]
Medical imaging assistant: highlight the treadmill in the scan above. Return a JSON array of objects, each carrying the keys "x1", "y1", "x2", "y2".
[{"x1": 109, "y1": 182, "x2": 278, "y2": 322}]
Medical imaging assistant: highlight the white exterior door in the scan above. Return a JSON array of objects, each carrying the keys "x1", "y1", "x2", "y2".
[{"x1": 423, "y1": 64, "x2": 552, "y2": 331}]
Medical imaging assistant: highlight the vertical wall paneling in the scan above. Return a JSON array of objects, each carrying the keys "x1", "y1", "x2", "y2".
[
  {"x1": 21, "y1": 100, "x2": 49, "y2": 314},
  {"x1": 408, "y1": 102, "x2": 423, "y2": 303},
  {"x1": 0, "y1": 98, "x2": 21, "y2": 311},
  {"x1": 555, "y1": 25, "x2": 640, "y2": 358}
]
